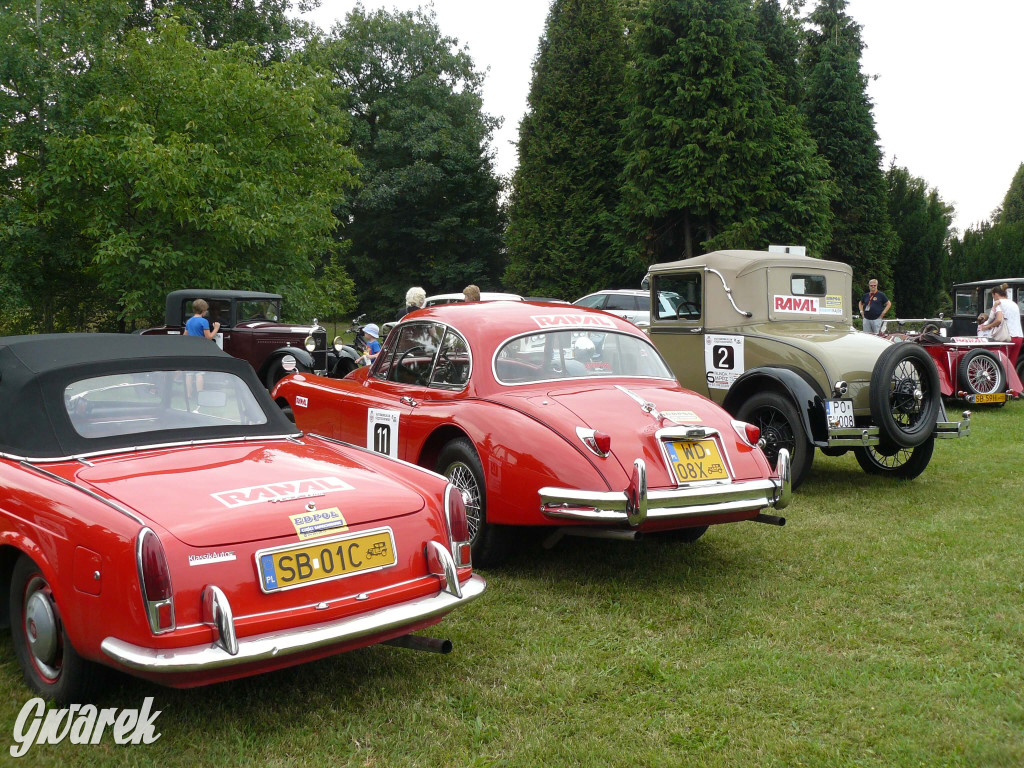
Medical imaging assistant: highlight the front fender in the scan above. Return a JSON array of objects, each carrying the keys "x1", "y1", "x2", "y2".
[
  {"x1": 723, "y1": 366, "x2": 830, "y2": 445},
  {"x1": 259, "y1": 347, "x2": 315, "y2": 380}
]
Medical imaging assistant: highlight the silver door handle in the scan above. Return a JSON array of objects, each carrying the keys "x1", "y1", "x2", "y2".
[{"x1": 400, "y1": 396, "x2": 418, "y2": 407}]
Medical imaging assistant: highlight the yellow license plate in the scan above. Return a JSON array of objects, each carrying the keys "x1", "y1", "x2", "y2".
[
  {"x1": 974, "y1": 392, "x2": 1006, "y2": 403},
  {"x1": 666, "y1": 439, "x2": 729, "y2": 483},
  {"x1": 256, "y1": 528, "x2": 396, "y2": 593}
]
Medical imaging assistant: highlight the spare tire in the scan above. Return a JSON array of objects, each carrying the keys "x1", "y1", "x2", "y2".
[
  {"x1": 957, "y1": 348, "x2": 1004, "y2": 395},
  {"x1": 868, "y1": 343, "x2": 941, "y2": 448}
]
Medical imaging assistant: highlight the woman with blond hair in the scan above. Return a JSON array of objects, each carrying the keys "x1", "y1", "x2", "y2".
[
  {"x1": 980, "y1": 283, "x2": 1023, "y2": 366},
  {"x1": 397, "y1": 286, "x2": 426, "y2": 321}
]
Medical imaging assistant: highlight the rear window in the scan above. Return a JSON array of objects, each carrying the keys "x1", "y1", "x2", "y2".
[
  {"x1": 791, "y1": 274, "x2": 826, "y2": 296},
  {"x1": 65, "y1": 370, "x2": 267, "y2": 439},
  {"x1": 494, "y1": 330, "x2": 673, "y2": 384}
]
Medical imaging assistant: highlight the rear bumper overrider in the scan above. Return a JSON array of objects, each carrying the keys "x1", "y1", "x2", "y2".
[{"x1": 539, "y1": 449, "x2": 791, "y2": 526}]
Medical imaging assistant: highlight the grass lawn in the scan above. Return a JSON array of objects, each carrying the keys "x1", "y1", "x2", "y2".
[{"x1": 1, "y1": 403, "x2": 1021, "y2": 767}]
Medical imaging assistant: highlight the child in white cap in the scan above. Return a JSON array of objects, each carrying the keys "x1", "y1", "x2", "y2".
[{"x1": 361, "y1": 323, "x2": 381, "y2": 365}]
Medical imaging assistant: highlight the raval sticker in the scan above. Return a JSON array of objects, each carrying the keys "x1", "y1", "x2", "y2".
[
  {"x1": 296, "y1": 395, "x2": 309, "y2": 408},
  {"x1": 212, "y1": 477, "x2": 354, "y2": 508}
]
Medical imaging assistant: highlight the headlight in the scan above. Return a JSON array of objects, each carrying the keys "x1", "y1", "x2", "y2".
[
  {"x1": 304, "y1": 335, "x2": 316, "y2": 352},
  {"x1": 333, "y1": 336, "x2": 344, "y2": 352}
]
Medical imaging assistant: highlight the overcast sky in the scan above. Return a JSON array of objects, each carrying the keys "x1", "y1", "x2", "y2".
[{"x1": 302, "y1": 0, "x2": 1023, "y2": 234}]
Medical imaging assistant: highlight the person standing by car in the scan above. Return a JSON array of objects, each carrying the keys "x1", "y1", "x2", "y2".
[
  {"x1": 185, "y1": 299, "x2": 220, "y2": 340},
  {"x1": 397, "y1": 287, "x2": 426, "y2": 321},
  {"x1": 858, "y1": 279, "x2": 892, "y2": 334},
  {"x1": 980, "y1": 284, "x2": 1023, "y2": 366}
]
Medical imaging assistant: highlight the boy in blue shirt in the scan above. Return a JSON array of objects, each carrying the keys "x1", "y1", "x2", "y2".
[{"x1": 185, "y1": 299, "x2": 221, "y2": 340}]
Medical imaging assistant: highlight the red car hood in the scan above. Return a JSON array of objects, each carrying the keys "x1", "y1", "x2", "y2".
[
  {"x1": 73, "y1": 442, "x2": 425, "y2": 547},
  {"x1": 492, "y1": 382, "x2": 735, "y2": 487}
]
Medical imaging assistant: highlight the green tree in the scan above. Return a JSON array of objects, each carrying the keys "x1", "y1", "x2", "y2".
[
  {"x1": 9, "y1": 17, "x2": 359, "y2": 329},
  {"x1": 617, "y1": 0, "x2": 833, "y2": 263},
  {"x1": 802, "y1": 0, "x2": 896, "y2": 296},
  {"x1": 885, "y1": 164, "x2": 953, "y2": 317},
  {"x1": 994, "y1": 162, "x2": 1024, "y2": 225},
  {"x1": 307, "y1": 7, "x2": 505, "y2": 317},
  {"x1": 504, "y1": 0, "x2": 631, "y2": 299},
  {"x1": 752, "y1": 0, "x2": 802, "y2": 107}
]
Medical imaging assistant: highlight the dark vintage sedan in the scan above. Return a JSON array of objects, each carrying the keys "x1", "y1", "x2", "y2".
[{"x1": 0, "y1": 334, "x2": 482, "y2": 702}]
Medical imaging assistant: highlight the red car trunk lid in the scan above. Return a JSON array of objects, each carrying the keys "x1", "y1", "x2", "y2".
[{"x1": 73, "y1": 442, "x2": 425, "y2": 547}]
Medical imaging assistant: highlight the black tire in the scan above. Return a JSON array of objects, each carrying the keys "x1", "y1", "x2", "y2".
[
  {"x1": 662, "y1": 525, "x2": 709, "y2": 543},
  {"x1": 853, "y1": 436, "x2": 935, "y2": 480},
  {"x1": 957, "y1": 348, "x2": 1004, "y2": 396},
  {"x1": 869, "y1": 344, "x2": 941, "y2": 448},
  {"x1": 279, "y1": 403, "x2": 295, "y2": 423},
  {"x1": 333, "y1": 357, "x2": 358, "y2": 377},
  {"x1": 734, "y1": 391, "x2": 814, "y2": 489},
  {"x1": 10, "y1": 555, "x2": 102, "y2": 703},
  {"x1": 436, "y1": 438, "x2": 509, "y2": 567}
]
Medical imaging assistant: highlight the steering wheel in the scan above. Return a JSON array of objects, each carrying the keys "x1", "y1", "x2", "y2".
[
  {"x1": 396, "y1": 346, "x2": 429, "y2": 384},
  {"x1": 674, "y1": 301, "x2": 700, "y2": 319},
  {"x1": 920, "y1": 323, "x2": 940, "y2": 335}
]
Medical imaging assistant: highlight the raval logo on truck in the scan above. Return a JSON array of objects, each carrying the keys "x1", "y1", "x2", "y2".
[
  {"x1": 773, "y1": 295, "x2": 820, "y2": 314},
  {"x1": 212, "y1": 477, "x2": 354, "y2": 508}
]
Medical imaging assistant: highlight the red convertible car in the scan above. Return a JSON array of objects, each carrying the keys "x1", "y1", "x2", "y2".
[
  {"x1": 0, "y1": 334, "x2": 483, "y2": 703},
  {"x1": 273, "y1": 303, "x2": 791, "y2": 565},
  {"x1": 890, "y1": 331, "x2": 1022, "y2": 406}
]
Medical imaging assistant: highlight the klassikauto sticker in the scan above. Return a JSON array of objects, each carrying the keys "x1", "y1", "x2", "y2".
[
  {"x1": 211, "y1": 477, "x2": 355, "y2": 508},
  {"x1": 188, "y1": 551, "x2": 236, "y2": 566}
]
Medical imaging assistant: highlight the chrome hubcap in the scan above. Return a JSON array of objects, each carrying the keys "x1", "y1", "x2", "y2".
[{"x1": 24, "y1": 578, "x2": 61, "y2": 680}]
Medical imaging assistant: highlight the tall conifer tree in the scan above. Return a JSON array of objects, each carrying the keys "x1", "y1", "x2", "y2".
[
  {"x1": 802, "y1": 0, "x2": 895, "y2": 294},
  {"x1": 616, "y1": 0, "x2": 832, "y2": 263},
  {"x1": 505, "y1": 0, "x2": 631, "y2": 298}
]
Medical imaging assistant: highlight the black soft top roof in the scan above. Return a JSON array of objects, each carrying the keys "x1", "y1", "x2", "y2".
[
  {"x1": 0, "y1": 334, "x2": 298, "y2": 459},
  {"x1": 164, "y1": 289, "x2": 283, "y2": 326}
]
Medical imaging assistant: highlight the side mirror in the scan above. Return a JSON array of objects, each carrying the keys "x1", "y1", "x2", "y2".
[{"x1": 640, "y1": 275, "x2": 650, "y2": 290}]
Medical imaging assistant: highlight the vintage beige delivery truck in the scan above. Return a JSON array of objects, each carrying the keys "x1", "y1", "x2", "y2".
[{"x1": 645, "y1": 249, "x2": 969, "y2": 487}]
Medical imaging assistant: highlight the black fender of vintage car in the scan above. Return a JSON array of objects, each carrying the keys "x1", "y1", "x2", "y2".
[
  {"x1": 721, "y1": 366, "x2": 831, "y2": 446},
  {"x1": 259, "y1": 346, "x2": 317, "y2": 378}
]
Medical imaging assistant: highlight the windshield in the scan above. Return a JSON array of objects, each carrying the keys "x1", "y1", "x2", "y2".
[
  {"x1": 237, "y1": 299, "x2": 282, "y2": 322},
  {"x1": 494, "y1": 330, "x2": 673, "y2": 384},
  {"x1": 65, "y1": 370, "x2": 268, "y2": 439}
]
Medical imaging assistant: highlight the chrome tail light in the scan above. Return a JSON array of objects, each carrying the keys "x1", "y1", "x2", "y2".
[
  {"x1": 444, "y1": 483, "x2": 471, "y2": 568},
  {"x1": 576, "y1": 426, "x2": 611, "y2": 457},
  {"x1": 136, "y1": 528, "x2": 175, "y2": 634},
  {"x1": 731, "y1": 419, "x2": 761, "y2": 447}
]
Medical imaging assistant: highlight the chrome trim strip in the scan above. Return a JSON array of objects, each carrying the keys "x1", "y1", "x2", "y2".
[
  {"x1": 704, "y1": 267, "x2": 753, "y2": 318},
  {"x1": 101, "y1": 574, "x2": 486, "y2": 674},
  {"x1": 22, "y1": 462, "x2": 145, "y2": 526},
  {"x1": 540, "y1": 476, "x2": 783, "y2": 524},
  {"x1": 3, "y1": 434, "x2": 300, "y2": 464}
]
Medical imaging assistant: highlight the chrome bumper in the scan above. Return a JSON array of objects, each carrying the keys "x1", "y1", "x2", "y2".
[
  {"x1": 825, "y1": 411, "x2": 970, "y2": 447},
  {"x1": 539, "y1": 449, "x2": 790, "y2": 526},
  {"x1": 101, "y1": 574, "x2": 485, "y2": 674}
]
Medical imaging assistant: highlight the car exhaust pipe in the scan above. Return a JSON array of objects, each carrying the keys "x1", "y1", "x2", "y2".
[
  {"x1": 382, "y1": 634, "x2": 453, "y2": 655},
  {"x1": 753, "y1": 513, "x2": 786, "y2": 526}
]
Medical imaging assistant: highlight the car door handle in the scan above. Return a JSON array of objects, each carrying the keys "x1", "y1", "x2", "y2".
[{"x1": 400, "y1": 396, "x2": 418, "y2": 407}]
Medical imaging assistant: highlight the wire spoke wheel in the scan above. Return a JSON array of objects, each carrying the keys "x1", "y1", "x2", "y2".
[
  {"x1": 445, "y1": 461, "x2": 483, "y2": 543},
  {"x1": 887, "y1": 358, "x2": 928, "y2": 430}
]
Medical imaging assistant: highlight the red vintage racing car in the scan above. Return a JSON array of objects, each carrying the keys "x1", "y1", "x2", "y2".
[
  {"x1": 888, "y1": 330, "x2": 1022, "y2": 406},
  {"x1": 0, "y1": 334, "x2": 483, "y2": 702},
  {"x1": 273, "y1": 302, "x2": 791, "y2": 566}
]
